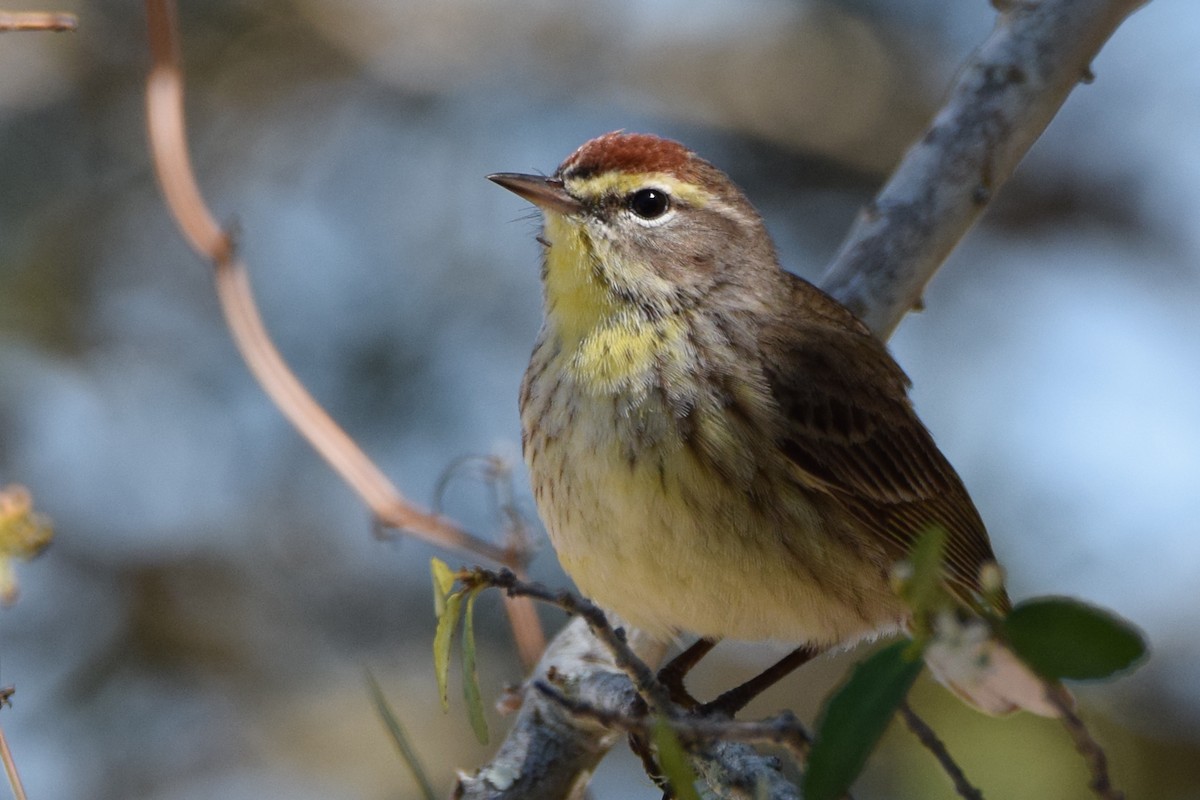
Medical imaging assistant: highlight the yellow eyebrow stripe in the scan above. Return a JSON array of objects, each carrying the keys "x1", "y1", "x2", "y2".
[{"x1": 566, "y1": 172, "x2": 712, "y2": 207}]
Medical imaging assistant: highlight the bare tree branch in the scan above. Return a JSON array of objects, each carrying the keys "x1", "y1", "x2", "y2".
[
  {"x1": 143, "y1": 0, "x2": 490, "y2": 558},
  {"x1": 0, "y1": 10, "x2": 75, "y2": 31},
  {"x1": 821, "y1": 0, "x2": 1149, "y2": 338},
  {"x1": 142, "y1": 0, "x2": 546, "y2": 660},
  {"x1": 454, "y1": 618, "x2": 636, "y2": 800},
  {"x1": 459, "y1": 0, "x2": 1149, "y2": 796}
]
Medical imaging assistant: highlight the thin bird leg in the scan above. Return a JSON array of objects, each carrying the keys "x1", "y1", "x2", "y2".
[
  {"x1": 700, "y1": 644, "x2": 823, "y2": 717},
  {"x1": 657, "y1": 637, "x2": 718, "y2": 708}
]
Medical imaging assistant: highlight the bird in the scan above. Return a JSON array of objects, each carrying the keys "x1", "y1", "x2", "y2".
[{"x1": 489, "y1": 131, "x2": 1008, "y2": 711}]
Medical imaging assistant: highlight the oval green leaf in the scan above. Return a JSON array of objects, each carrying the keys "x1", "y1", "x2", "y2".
[
  {"x1": 803, "y1": 640, "x2": 924, "y2": 800},
  {"x1": 1003, "y1": 596, "x2": 1147, "y2": 681}
]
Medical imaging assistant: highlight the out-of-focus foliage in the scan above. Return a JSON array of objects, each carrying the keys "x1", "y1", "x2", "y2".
[{"x1": 0, "y1": 484, "x2": 52, "y2": 603}]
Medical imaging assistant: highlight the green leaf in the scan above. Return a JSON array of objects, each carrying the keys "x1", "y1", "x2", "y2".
[
  {"x1": 365, "y1": 670, "x2": 438, "y2": 800},
  {"x1": 651, "y1": 717, "x2": 701, "y2": 800},
  {"x1": 901, "y1": 526, "x2": 950, "y2": 621},
  {"x1": 434, "y1": 590, "x2": 464, "y2": 711},
  {"x1": 462, "y1": 587, "x2": 489, "y2": 744},
  {"x1": 430, "y1": 558, "x2": 457, "y2": 617},
  {"x1": 803, "y1": 640, "x2": 925, "y2": 800},
  {"x1": 1003, "y1": 596, "x2": 1147, "y2": 681}
]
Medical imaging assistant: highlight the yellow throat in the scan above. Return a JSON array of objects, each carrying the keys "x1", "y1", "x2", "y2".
[{"x1": 539, "y1": 210, "x2": 687, "y2": 396}]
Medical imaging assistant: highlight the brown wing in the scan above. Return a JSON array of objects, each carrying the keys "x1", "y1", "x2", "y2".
[{"x1": 759, "y1": 278, "x2": 1006, "y2": 610}]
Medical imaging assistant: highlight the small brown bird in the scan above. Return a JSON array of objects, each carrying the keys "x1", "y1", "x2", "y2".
[{"x1": 491, "y1": 132, "x2": 1007, "y2": 707}]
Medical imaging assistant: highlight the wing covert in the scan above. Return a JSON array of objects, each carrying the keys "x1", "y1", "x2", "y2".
[{"x1": 759, "y1": 282, "x2": 1004, "y2": 609}]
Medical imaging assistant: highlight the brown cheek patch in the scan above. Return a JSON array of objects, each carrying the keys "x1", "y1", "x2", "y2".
[{"x1": 558, "y1": 132, "x2": 700, "y2": 182}]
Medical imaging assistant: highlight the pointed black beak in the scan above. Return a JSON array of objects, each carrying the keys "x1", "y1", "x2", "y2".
[{"x1": 488, "y1": 173, "x2": 582, "y2": 215}]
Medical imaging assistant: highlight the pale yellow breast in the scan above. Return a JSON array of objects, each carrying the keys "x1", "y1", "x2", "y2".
[{"x1": 521, "y1": 330, "x2": 908, "y2": 647}]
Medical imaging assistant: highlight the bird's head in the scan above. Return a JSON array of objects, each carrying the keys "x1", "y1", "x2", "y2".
[{"x1": 489, "y1": 132, "x2": 779, "y2": 336}]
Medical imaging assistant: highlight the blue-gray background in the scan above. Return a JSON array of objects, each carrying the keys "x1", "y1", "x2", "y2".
[{"x1": 1, "y1": 2, "x2": 1197, "y2": 798}]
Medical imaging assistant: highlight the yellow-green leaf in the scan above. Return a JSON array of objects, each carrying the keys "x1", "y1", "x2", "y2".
[
  {"x1": 430, "y1": 558, "x2": 457, "y2": 617},
  {"x1": 900, "y1": 526, "x2": 950, "y2": 622},
  {"x1": 462, "y1": 587, "x2": 489, "y2": 744},
  {"x1": 434, "y1": 590, "x2": 464, "y2": 711},
  {"x1": 0, "y1": 485, "x2": 53, "y2": 606},
  {"x1": 652, "y1": 717, "x2": 701, "y2": 800}
]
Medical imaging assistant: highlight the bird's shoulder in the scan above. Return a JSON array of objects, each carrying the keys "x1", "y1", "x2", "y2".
[{"x1": 758, "y1": 274, "x2": 914, "y2": 444}]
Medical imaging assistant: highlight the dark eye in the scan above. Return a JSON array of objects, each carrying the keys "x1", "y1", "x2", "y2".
[{"x1": 628, "y1": 188, "x2": 670, "y2": 220}]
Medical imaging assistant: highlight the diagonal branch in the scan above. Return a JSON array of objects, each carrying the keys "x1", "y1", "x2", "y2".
[{"x1": 822, "y1": 0, "x2": 1149, "y2": 338}]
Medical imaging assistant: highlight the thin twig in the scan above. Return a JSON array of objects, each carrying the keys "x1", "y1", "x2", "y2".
[
  {"x1": 1047, "y1": 688, "x2": 1124, "y2": 800},
  {"x1": 0, "y1": 724, "x2": 27, "y2": 800},
  {"x1": 463, "y1": 568, "x2": 672, "y2": 713},
  {"x1": 417, "y1": 456, "x2": 544, "y2": 665},
  {"x1": 431, "y1": 458, "x2": 546, "y2": 668},
  {"x1": 143, "y1": 0, "x2": 499, "y2": 558},
  {"x1": 497, "y1": 573, "x2": 545, "y2": 671},
  {"x1": 0, "y1": 10, "x2": 76, "y2": 31},
  {"x1": 533, "y1": 681, "x2": 813, "y2": 763},
  {"x1": 142, "y1": 0, "x2": 547, "y2": 661},
  {"x1": 898, "y1": 701, "x2": 983, "y2": 800},
  {"x1": 490, "y1": 461, "x2": 547, "y2": 668}
]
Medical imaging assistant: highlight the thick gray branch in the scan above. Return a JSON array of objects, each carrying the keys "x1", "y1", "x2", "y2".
[
  {"x1": 454, "y1": 618, "x2": 796, "y2": 800},
  {"x1": 457, "y1": 1, "x2": 1148, "y2": 797},
  {"x1": 821, "y1": 0, "x2": 1147, "y2": 338},
  {"x1": 454, "y1": 618, "x2": 647, "y2": 800}
]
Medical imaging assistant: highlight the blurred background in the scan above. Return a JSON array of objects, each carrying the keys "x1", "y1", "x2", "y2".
[{"x1": 1, "y1": 1, "x2": 1197, "y2": 798}]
